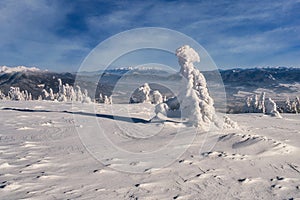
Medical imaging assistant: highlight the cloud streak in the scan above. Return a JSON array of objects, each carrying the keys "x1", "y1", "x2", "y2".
[{"x1": 0, "y1": 0, "x2": 299, "y2": 71}]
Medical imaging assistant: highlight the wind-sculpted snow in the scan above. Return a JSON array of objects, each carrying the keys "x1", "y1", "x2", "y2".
[{"x1": 0, "y1": 101, "x2": 299, "y2": 199}]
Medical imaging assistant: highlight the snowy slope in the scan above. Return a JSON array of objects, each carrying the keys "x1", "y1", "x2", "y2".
[{"x1": 0, "y1": 101, "x2": 299, "y2": 199}]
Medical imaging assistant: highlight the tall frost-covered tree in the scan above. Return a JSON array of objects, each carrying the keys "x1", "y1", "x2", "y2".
[
  {"x1": 155, "y1": 45, "x2": 237, "y2": 130},
  {"x1": 175, "y1": 45, "x2": 220, "y2": 128},
  {"x1": 49, "y1": 88, "x2": 55, "y2": 101},
  {"x1": 57, "y1": 79, "x2": 67, "y2": 102},
  {"x1": 251, "y1": 94, "x2": 259, "y2": 113},
  {"x1": 258, "y1": 92, "x2": 266, "y2": 113}
]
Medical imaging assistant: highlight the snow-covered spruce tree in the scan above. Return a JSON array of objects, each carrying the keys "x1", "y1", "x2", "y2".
[
  {"x1": 37, "y1": 95, "x2": 43, "y2": 101},
  {"x1": 64, "y1": 84, "x2": 76, "y2": 101},
  {"x1": 23, "y1": 90, "x2": 32, "y2": 101},
  {"x1": 251, "y1": 94, "x2": 259, "y2": 113},
  {"x1": 104, "y1": 95, "x2": 112, "y2": 104},
  {"x1": 243, "y1": 92, "x2": 266, "y2": 114},
  {"x1": 98, "y1": 93, "x2": 112, "y2": 104},
  {"x1": 151, "y1": 90, "x2": 163, "y2": 104},
  {"x1": 53, "y1": 79, "x2": 91, "y2": 103},
  {"x1": 295, "y1": 96, "x2": 300, "y2": 113},
  {"x1": 258, "y1": 92, "x2": 266, "y2": 113},
  {"x1": 283, "y1": 97, "x2": 292, "y2": 113},
  {"x1": 57, "y1": 79, "x2": 67, "y2": 102},
  {"x1": 155, "y1": 45, "x2": 236, "y2": 130},
  {"x1": 0, "y1": 90, "x2": 6, "y2": 100},
  {"x1": 290, "y1": 99, "x2": 298, "y2": 114},
  {"x1": 75, "y1": 85, "x2": 83, "y2": 102},
  {"x1": 42, "y1": 89, "x2": 50, "y2": 100},
  {"x1": 28, "y1": 93, "x2": 32, "y2": 101},
  {"x1": 8, "y1": 87, "x2": 24, "y2": 101},
  {"x1": 49, "y1": 88, "x2": 55, "y2": 101},
  {"x1": 242, "y1": 96, "x2": 252, "y2": 113},
  {"x1": 130, "y1": 83, "x2": 151, "y2": 104},
  {"x1": 265, "y1": 97, "x2": 282, "y2": 118},
  {"x1": 130, "y1": 84, "x2": 163, "y2": 105},
  {"x1": 82, "y1": 89, "x2": 92, "y2": 103}
]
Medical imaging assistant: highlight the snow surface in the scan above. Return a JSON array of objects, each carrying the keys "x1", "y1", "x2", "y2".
[{"x1": 0, "y1": 101, "x2": 299, "y2": 199}]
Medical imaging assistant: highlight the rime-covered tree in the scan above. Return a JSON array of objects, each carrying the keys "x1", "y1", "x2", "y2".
[
  {"x1": 154, "y1": 45, "x2": 236, "y2": 130},
  {"x1": 175, "y1": 45, "x2": 220, "y2": 128},
  {"x1": 75, "y1": 86, "x2": 83, "y2": 102},
  {"x1": 130, "y1": 83, "x2": 151, "y2": 103},
  {"x1": 258, "y1": 92, "x2": 265, "y2": 113},
  {"x1": 104, "y1": 95, "x2": 112, "y2": 104},
  {"x1": 295, "y1": 96, "x2": 300, "y2": 113},
  {"x1": 57, "y1": 79, "x2": 67, "y2": 102},
  {"x1": 82, "y1": 89, "x2": 91, "y2": 103},
  {"x1": 0, "y1": 90, "x2": 6, "y2": 100},
  {"x1": 265, "y1": 98, "x2": 282, "y2": 118},
  {"x1": 8, "y1": 87, "x2": 23, "y2": 101},
  {"x1": 151, "y1": 90, "x2": 163, "y2": 105},
  {"x1": 283, "y1": 97, "x2": 292, "y2": 113}
]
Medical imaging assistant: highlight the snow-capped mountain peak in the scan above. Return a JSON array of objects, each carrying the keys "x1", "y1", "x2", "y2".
[{"x1": 0, "y1": 66, "x2": 41, "y2": 73}]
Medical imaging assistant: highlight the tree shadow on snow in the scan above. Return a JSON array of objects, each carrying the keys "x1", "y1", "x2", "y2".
[{"x1": 1, "y1": 107, "x2": 150, "y2": 124}]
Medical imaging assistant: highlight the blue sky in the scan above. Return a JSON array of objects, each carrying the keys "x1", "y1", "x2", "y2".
[{"x1": 0, "y1": 0, "x2": 299, "y2": 72}]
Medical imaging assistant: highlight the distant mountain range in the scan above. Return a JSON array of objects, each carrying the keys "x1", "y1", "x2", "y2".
[{"x1": 0, "y1": 66, "x2": 299, "y2": 109}]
